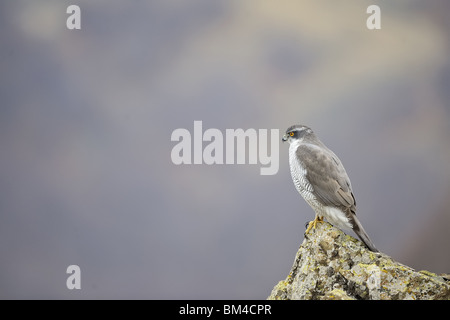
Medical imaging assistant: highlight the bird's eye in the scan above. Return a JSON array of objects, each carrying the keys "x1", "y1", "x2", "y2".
[{"x1": 289, "y1": 132, "x2": 294, "y2": 136}]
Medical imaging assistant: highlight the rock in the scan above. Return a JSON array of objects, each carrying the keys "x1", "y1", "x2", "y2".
[{"x1": 268, "y1": 222, "x2": 450, "y2": 300}]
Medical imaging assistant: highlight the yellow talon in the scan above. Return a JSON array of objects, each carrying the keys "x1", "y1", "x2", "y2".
[{"x1": 305, "y1": 215, "x2": 324, "y2": 234}]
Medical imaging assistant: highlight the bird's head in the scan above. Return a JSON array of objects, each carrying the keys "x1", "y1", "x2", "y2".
[{"x1": 282, "y1": 125, "x2": 313, "y2": 144}]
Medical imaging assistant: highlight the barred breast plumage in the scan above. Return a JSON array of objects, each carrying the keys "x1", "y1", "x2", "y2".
[{"x1": 288, "y1": 139, "x2": 329, "y2": 219}]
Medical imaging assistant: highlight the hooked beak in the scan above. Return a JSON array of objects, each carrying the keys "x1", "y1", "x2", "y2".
[{"x1": 282, "y1": 134, "x2": 288, "y2": 142}]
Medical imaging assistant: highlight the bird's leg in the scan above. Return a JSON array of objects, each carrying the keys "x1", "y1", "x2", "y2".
[{"x1": 305, "y1": 214, "x2": 324, "y2": 234}]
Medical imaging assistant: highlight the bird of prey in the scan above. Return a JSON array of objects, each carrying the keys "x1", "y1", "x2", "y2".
[{"x1": 282, "y1": 124, "x2": 378, "y2": 252}]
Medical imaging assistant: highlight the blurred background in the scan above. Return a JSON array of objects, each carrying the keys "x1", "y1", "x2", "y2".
[{"x1": 1, "y1": 0, "x2": 449, "y2": 299}]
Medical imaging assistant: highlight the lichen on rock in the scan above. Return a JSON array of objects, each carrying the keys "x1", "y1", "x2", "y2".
[{"x1": 268, "y1": 222, "x2": 450, "y2": 300}]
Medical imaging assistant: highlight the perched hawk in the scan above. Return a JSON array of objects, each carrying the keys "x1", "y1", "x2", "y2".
[{"x1": 282, "y1": 125, "x2": 378, "y2": 252}]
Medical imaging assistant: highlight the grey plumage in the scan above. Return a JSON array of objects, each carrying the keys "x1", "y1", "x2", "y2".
[{"x1": 282, "y1": 125, "x2": 378, "y2": 252}]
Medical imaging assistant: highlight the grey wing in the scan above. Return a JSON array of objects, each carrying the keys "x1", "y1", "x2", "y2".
[{"x1": 297, "y1": 144, "x2": 356, "y2": 211}]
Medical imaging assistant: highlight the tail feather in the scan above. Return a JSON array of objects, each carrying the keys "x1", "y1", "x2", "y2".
[{"x1": 351, "y1": 216, "x2": 379, "y2": 252}]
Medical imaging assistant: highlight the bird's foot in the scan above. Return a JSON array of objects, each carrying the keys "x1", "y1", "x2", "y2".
[{"x1": 305, "y1": 216, "x2": 324, "y2": 234}]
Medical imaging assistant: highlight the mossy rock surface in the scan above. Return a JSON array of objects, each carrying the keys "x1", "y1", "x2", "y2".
[{"x1": 268, "y1": 222, "x2": 450, "y2": 300}]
